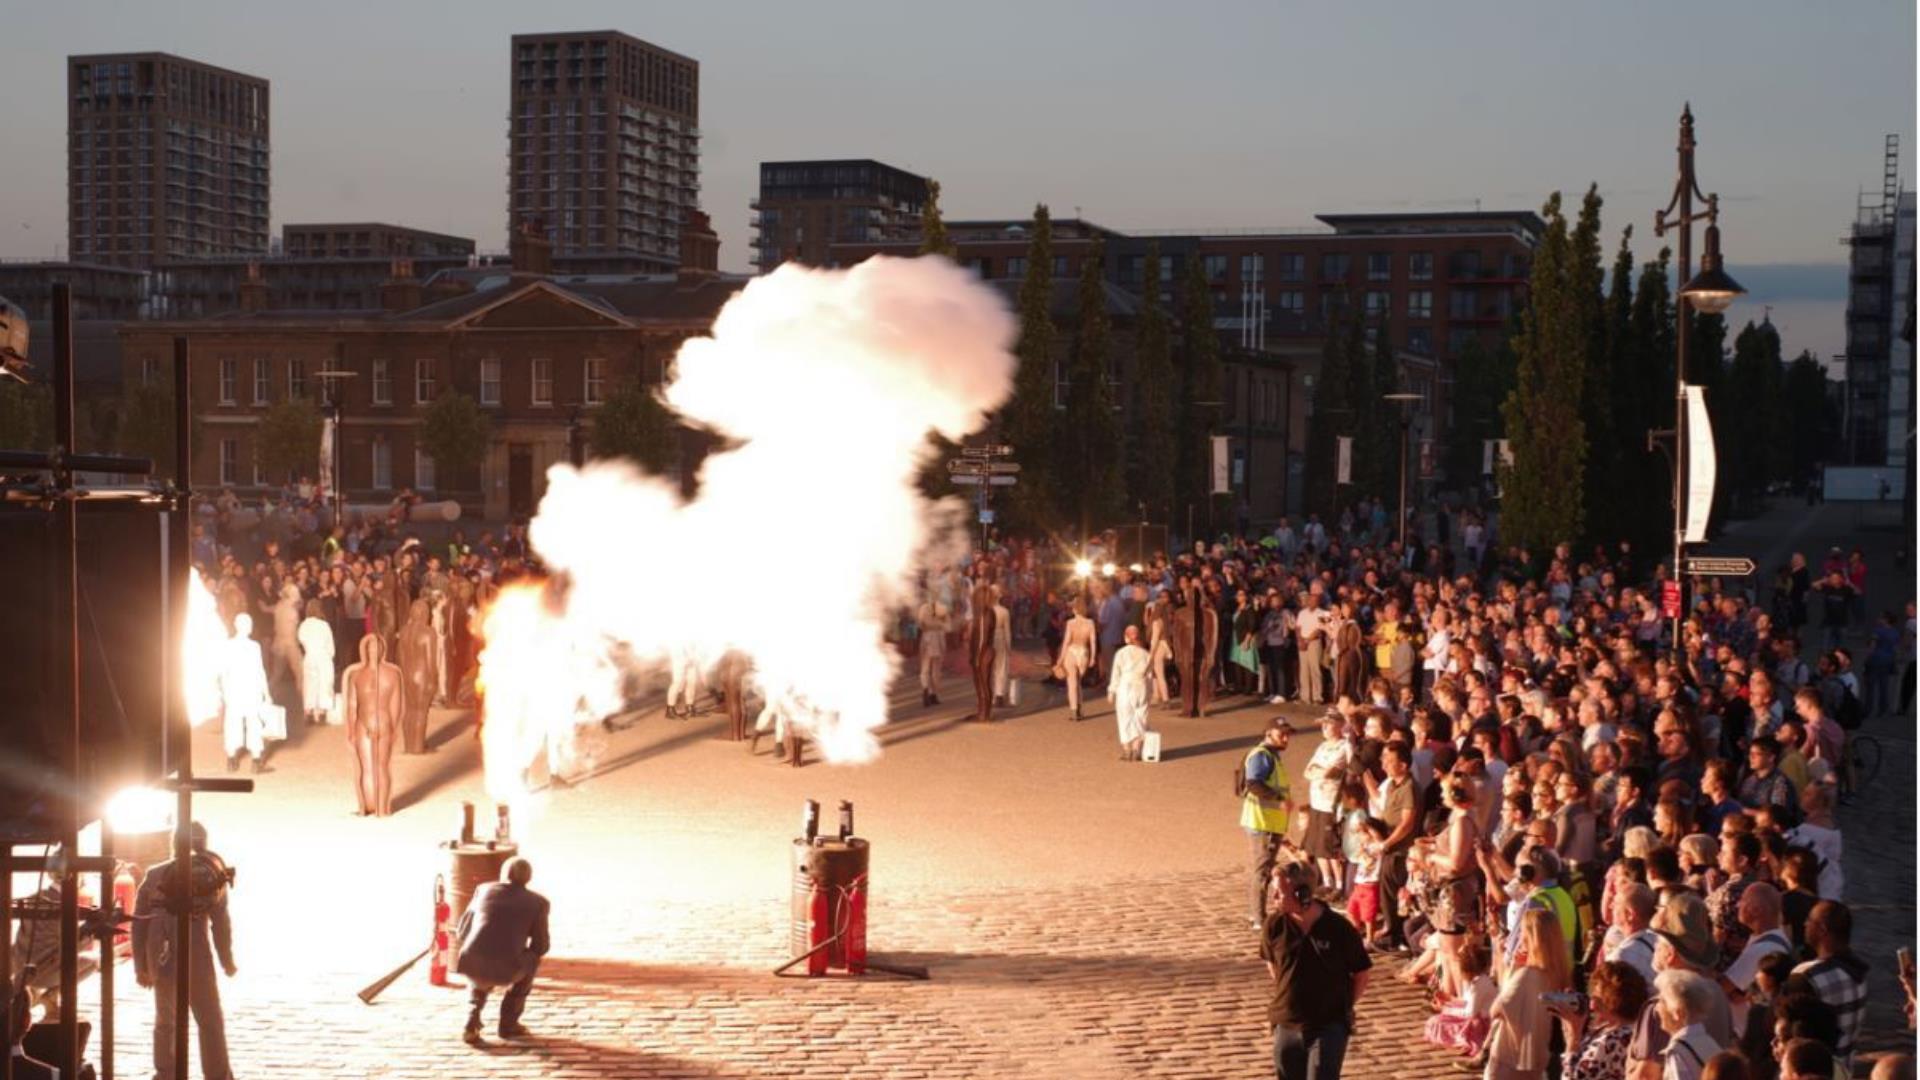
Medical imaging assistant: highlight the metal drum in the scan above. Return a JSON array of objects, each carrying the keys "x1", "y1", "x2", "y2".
[
  {"x1": 789, "y1": 838, "x2": 869, "y2": 975},
  {"x1": 446, "y1": 841, "x2": 517, "y2": 935}
]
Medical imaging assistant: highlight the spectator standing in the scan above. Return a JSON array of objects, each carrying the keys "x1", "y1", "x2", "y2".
[{"x1": 1261, "y1": 860, "x2": 1372, "y2": 1080}]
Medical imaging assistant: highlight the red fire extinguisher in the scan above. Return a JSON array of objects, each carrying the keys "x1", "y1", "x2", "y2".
[
  {"x1": 429, "y1": 874, "x2": 453, "y2": 987},
  {"x1": 112, "y1": 864, "x2": 137, "y2": 958}
]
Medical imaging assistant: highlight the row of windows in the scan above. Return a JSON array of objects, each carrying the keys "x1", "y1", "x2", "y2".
[
  {"x1": 207, "y1": 356, "x2": 608, "y2": 408},
  {"x1": 217, "y1": 436, "x2": 431, "y2": 492}
]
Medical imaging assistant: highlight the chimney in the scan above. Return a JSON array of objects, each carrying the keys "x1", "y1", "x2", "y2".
[
  {"x1": 379, "y1": 257, "x2": 424, "y2": 313},
  {"x1": 237, "y1": 261, "x2": 268, "y2": 313},
  {"x1": 676, "y1": 210, "x2": 720, "y2": 286},
  {"x1": 509, "y1": 220, "x2": 553, "y2": 276}
]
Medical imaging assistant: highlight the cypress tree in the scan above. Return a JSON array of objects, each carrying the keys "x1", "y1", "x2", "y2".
[
  {"x1": 1584, "y1": 226, "x2": 1634, "y2": 534},
  {"x1": 1004, "y1": 205, "x2": 1059, "y2": 529},
  {"x1": 1618, "y1": 247, "x2": 1678, "y2": 558},
  {"x1": 1341, "y1": 304, "x2": 1379, "y2": 502},
  {"x1": 918, "y1": 179, "x2": 955, "y2": 259},
  {"x1": 1369, "y1": 314, "x2": 1400, "y2": 502},
  {"x1": 1130, "y1": 242, "x2": 1176, "y2": 523},
  {"x1": 1783, "y1": 351, "x2": 1836, "y2": 486},
  {"x1": 1064, "y1": 238, "x2": 1123, "y2": 534},
  {"x1": 1499, "y1": 192, "x2": 1588, "y2": 550},
  {"x1": 1177, "y1": 253, "x2": 1224, "y2": 537}
]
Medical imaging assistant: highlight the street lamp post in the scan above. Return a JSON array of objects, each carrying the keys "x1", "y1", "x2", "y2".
[
  {"x1": 1654, "y1": 104, "x2": 1746, "y2": 661},
  {"x1": 1384, "y1": 392, "x2": 1422, "y2": 549},
  {"x1": 315, "y1": 367, "x2": 358, "y2": 529}
]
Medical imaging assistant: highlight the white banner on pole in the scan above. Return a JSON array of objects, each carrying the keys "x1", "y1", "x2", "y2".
[
  {"x1": 1210, "y1": 435, "x2": 1231, "y2": 494},
  {"x1": 1684, "y1": 386, "x2": 1715, "y2": 543},
  {"x1": 1336, "y1": 436, "x2": 1352, "y2": 485},
  {"x1": 319, "y1": 415, "x2": 336, "y2": 500}
]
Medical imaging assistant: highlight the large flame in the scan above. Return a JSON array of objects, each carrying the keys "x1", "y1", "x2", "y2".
[
  {"x1": 184, "y1": 569, "x2": 225, "y2": 726},
  {"x1": 475, "y1": 256, "x2": 1014, "y2": 782}
]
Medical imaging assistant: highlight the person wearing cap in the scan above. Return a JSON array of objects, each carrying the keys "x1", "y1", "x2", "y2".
[
  {"x1": 1241, "y1": 719, "x2": 1295, "y2": 928},
  {"x1": 1259, "y1": 860, "x2": 1371, "y2": 1080},
  {"x1": 1626, "y1": 894, "x2": 1734, "y2": 1080},
  {"x1": 1503, "y1": 844, "x2": 1579, "y2": 974}
]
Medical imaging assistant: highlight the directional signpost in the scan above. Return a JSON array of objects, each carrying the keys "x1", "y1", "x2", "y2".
[
  {"x1": 1684, "y1": 556, "x2": 1756, "y2": 577},
  {"x1": 950, "y1": 445, "x2": 1016, "y2": 549}
]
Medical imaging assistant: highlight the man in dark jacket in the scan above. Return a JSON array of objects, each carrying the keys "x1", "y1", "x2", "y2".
[{"x1": 456, "y1": 857, "x2": 550, "y2": 1045}]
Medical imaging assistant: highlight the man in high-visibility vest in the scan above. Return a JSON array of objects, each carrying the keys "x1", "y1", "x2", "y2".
[{"x1": 1241, "y1": 717, "x2": 1294, "y2": 928}]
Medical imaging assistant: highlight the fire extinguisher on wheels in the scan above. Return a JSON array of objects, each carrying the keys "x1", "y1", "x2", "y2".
[{"x1": 429, "y1": 873, "x2": 454, "y2": 987}]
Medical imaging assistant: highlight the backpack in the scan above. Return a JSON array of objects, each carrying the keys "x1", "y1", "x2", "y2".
[
  {"x1": 1234, "y1": 747, "x2": 1272, "y2": 798},
  {"x1": 1835, "y1": 684, "x2": 1864, "y2": 730}
]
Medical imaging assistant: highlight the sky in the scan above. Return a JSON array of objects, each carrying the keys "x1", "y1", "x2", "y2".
[{"x1": 1, "y1": 1, "x2": 1913, "y2": 364}]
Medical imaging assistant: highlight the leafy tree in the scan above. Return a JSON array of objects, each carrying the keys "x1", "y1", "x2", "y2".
[
  {"x1": 918, "y1": 179, "x2": 955, "y2": 259},
  {"x1": 1499, "y1": 192, "x2": 1588, "y2": 550},
  {"x1": 1341, "y1": 305, "x2": 1381, "y2": 502},
  {"x1": 255, "y1": 397, "x2": 323, "y2": 483},
  {"x1": 1619, "y1": 247, "x2": 1677, "y2": 559},
  {"x1": 589, "y1": 379, "x2": 675, "y2": 473},
  {"x1": 1129, "y1": 241, "x2": 1176, "y2": 524},
  {"x1": 1002, "y1": 204, "x2": 1060, "y2": 529},
  {"x1": 1366, "y1": 313, "x2": 1400, "y2": 501},
  {"x1": 1177, "y1": 252, "x2": 1225, "y2": 535},
  {"x1": 1444, "y1": 334, "x2": 1516, "y2": 496},
  {"x1": 420, "y1": 391, "x2": 491, "y2": 489},
  {"x1": 0, "y1": 380, "x2": 52, "y2": 457},
  {"x1": 1303, "y1": 306, "x2": 1355, "y2": 518},
  {"x1": 1721, "y1": 319, "x2": 1788, "y2": 511},
  {"x1": 114, "y1": 380, "x2": 202, "y2": 483},
  {"x1": 1062, "y1": 238, "x2": 1124, "y2": 533}
]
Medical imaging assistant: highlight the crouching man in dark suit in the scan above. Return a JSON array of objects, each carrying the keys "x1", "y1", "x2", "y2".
[{"x1": 455, "y1": 856, "x2": 549, "y2": 1045}]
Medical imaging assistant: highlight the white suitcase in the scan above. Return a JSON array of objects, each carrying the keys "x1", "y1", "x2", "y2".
[{"x1": 1141, "y1": 731, "x2": 1162, "y2": 763}]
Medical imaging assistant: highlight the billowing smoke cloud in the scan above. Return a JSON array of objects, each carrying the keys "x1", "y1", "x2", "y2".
[{"x1": 480, "y1": 256, "x2": 1016, "y2": 786}]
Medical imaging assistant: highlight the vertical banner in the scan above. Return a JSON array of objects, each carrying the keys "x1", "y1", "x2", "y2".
[
  {"x1": 1335, "y1": 436, "x2": 1352, "y2": 485},
  {"x1": 1210, "y1": 435, "x2": 1231, "y2": 494},
  {"x1": 1684, "y1": 386, "x2": 1715, "y2": 543},
  {"x1": 319, "y1": 414, "x2": 336, "y2": 501},
  {"x1": 1418, "y1": 438, "x2": 1435, "y2": 480}
]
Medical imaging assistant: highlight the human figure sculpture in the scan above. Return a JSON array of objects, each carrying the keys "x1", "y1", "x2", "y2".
[
  {"x1": 370, "y1": 575, "x2": 400, "y2": 661},
  {"x1": 1171, "y1": 584, "x2": 1220, "y2": 718},
  {"x1": 343, "y1": 633, "x2": 402, "y2": 816},
  {"x1": 720, "y1": 651, "x2": 750, "y2": 741},
  {"x1": 220, "y1": 613, "x2": 273, "y2": 774},
  {"x1": 969, "y1": 577, "x2": 999, "y2": 723},
  {"x1": 448, "y1": 574, "x2": 476, "y2": 700},
  {"x1": 1054, "y1": 597, "x2": 1097, "y2": 721},
  {"x1": 270, "y1": 582, "x2": 303, "y2": 704},
  {"x1": 397, "y1": 598, "x2": 439, "y2": 754}
]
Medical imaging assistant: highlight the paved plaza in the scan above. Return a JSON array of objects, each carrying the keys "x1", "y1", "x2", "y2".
[{"x1": 66, "y1": 499, "x2": 1916, "y2": 1078}]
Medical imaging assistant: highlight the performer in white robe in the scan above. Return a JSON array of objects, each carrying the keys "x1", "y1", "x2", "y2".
[
  {"x1": 665, "y1": 646, "x2": 706, "y2": 719},
  {"x1": 297, "y1": 607, "x2": 337, "y2": 723},
  {"x1": 991, "y1": 589, "x2": 1013, "y2": 704},
  {"x1": 1107, "y1": 624, "x2": 1153, "y2": 761},
  {"x1": 221, "y1": 613, "x2": 273, "y2": 772}
]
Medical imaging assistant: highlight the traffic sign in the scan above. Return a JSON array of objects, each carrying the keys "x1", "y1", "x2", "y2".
[
  {"x1": 1684, "y1": 556, "x2": 1756, "y2": 577},
  {"x1": 949, "y1": 460, "x2": 1021, "y2": 474},
  {"x1": 952, "y1": 474, "x2": 1017, "y2": 486},
  {"x1": 960, "y1": 444, "x2": 1014, "y2": 457},
  {"x1": 1660, "y1": 580, "x2": 1681, "y2": 618}
]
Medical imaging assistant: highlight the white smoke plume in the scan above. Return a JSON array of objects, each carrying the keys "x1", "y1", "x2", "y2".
[{"x1": 481, "y1": 256, "x2": 1016, "y2": 784}]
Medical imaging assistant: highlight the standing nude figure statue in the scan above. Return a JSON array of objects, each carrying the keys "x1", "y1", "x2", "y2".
[
  {"x1": 343, "y1": 634, "x2": 402, "y2": 816},
  {"x1": 397, "y1": 598, "x2": 439, "y2": 754}
]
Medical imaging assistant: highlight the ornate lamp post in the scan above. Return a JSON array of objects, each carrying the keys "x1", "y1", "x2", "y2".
[{"x1": 1654, "y1": 104, "x2": 1746, "y2": 659}]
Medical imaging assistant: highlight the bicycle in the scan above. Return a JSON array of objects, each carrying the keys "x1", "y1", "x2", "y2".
[{"x1": 1838, "y1": 731, "x2": 1883, "y2": 803}]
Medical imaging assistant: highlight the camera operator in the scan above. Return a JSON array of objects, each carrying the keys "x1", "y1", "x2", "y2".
[
  {"x1": 1549, "y1": 960, "x2": 1649, "y2": 1080},
  {"x1": 132, "y1": 821, "x2": 238, "y2": 1080},
  {"x1": 1260, "y1": 860, "x2": 1371, "y2": 1080}
]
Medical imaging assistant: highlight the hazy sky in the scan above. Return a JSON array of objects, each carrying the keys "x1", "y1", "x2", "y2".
[{"x1": 2, "y1": 1, "x2": 1912, "y2": 362}]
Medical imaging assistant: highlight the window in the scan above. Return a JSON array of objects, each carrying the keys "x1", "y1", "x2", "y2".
[
  {"x1": 1204, "y1": 254, "x2": 1228, "y2": 283},
  {"x1": 415, "y1": 359, "x2": 436, "y2": 404},
  {"x1": 251, "y1": 444, "x2": 264, "y2": 487},
  {"x1": 1449, "y1": 251, "x2": 1482, "y2": 278},
  {"x1": 140, "y1": 356, "x2": 160, "y2": 385},
  {"x1": 1320, "y1": 253, "x2": 1350, "y2": 281},
  {"x1": 1320, "y1": 291, "x2": 1348, "y2": 320},
  {"x1": 288, "y1": 358, "x2": 307, "y2": 400},
  {"x1": 1005, "y1": 255, "x2": 1027, "y2": 279},
  {"x1": 531, "y1": 358, "x2": 553, "y2": 405},
  {"x1": 371, "y1": 437, "x2": 391, "y2": 490},
  {"x1": 1409, "y1": 252, "x2": 1433, "y2": 281},
  {"x1": 218, "y1": 358, "x2": 237, "y2": 404},
  {"x1": 372, "y1": 358, "x2": 392, "y2": 405},
  {"x1": 480, "y1": 358, "x2": 501, "y2": 405},
  {"x1": 584, "y1": 358, "x2": 606, "y2": 404},
  {"x1": 1053, "y1": 361, "x2": 1069, "y2": 410},
  {"x1": 1366, "y1": 253, "x2": 1392, "y2": 281},
  {"x1": 1275, "y1": 253, "x2": 1305, "y2": 282},
  {"x1": 1240, "y1": 254, "x2": 1265, "y2": 281},
  {"x1": 414, "y1": 447, "x2": 434, "y2": 492},
  {"x1": 1276, "y1": 290, "x2": 1305, "y2": 315},
  {"x1": 1407, "y1": 327, "x2": 1433, "y2": 356},
  {"x1": 1052, "y1": 255, "x2": 1069, "y2": 278},
  {"x1": 1364, "y1": 291, "x2": 1390, "y2": 317},
  {"x1": 252, "y1": 358, "x2": 270, "y2": 404},
  {"x1": 1407, "y1": 290, "x2": 1433, "y2": 319},
  {"x1": 1450, "y1": 289, "x2": 1479, "y2": 318},
  {"x1": 219, "y1": 438, "x2": 237, "y2": 485}
]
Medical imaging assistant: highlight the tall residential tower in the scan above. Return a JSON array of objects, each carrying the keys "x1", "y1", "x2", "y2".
[
  {"x1": 507, "y1": 31, "x2": 701, "y2": 273},
  {"x1": 67, "y1": 52, "x2": 270, "y2": 267}
]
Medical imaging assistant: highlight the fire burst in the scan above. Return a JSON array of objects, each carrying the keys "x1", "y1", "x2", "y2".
[{"x1": 475, "y1": 581, "x2": 623, "y2": 808}]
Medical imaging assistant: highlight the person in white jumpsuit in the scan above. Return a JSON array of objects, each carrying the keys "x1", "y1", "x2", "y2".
[
  {"x1": 221, "y1": 613, "x2": 272, "y2": 772},
  {"x1": 917, "y1": 599, "x2": 947, "y2": 707},
  {"x1": 298, "y1": 602, "x2": 337, "y2": 724},
  {"x1": 1108, "y1": 624, "x2": 1152, "y2": 761}
]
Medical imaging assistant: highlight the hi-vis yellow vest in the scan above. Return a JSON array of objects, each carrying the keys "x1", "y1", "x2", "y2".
[{"x1": 1240, "y1": 746, "x2": 1291, "y2": 835}]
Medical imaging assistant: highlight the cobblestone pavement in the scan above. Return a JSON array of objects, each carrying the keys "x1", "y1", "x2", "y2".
[{"x1": 58, "y1": 500, "x2": 1916, "y2": 1077}]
